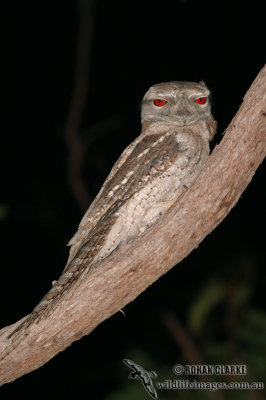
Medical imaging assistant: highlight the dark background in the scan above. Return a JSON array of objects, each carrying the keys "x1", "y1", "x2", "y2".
[{"x1": 1, "y1": 1, "x2": 265, "y2": 399}]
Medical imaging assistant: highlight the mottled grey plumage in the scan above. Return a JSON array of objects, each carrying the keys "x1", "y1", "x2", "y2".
[{"x1": 1, "y1": 81, "x2": 216, "y2": 360}]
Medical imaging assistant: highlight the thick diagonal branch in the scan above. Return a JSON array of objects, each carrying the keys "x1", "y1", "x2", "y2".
[{"x1": 0, "y1": 66, "x2": 265, "y2": 385}]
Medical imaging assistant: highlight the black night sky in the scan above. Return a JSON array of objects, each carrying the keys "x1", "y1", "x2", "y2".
[{"x1": 1, "y1": 1, "x2": 265, "y2": 399}]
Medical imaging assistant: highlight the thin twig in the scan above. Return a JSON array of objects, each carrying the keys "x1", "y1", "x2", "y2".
[
  {"x1": 65, "y1": 0, "x2": 94, "y2": 211},
  {"x1": 162, "y1": 311, "x2": 226, "y2": 400}
]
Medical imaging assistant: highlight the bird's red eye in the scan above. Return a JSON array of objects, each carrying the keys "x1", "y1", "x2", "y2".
[
  {"x1": 154, "y1": 99, "x2": 167, "y2": 107},
  {"x1": 195, "y1": 97, "x2": 207, "y2": 105}
]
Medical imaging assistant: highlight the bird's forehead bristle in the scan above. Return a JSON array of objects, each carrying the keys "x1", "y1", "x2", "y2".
[{"x1": 144, "y1": 81, "x2": 208, "y2": 99}]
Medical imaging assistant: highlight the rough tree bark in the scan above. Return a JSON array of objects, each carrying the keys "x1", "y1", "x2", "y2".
[{"x1": 0, "y1": 66, "x2": 265, "y2": 386}]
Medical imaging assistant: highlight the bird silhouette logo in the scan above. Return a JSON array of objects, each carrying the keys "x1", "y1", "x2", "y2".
[{"x1": 123, "y1": 358, "x2": 158, "y2": 399}]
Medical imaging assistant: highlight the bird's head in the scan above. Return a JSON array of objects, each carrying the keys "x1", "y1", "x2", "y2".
[{"x1": 141, "y1": 81, "x2": 213, "y2": 127}]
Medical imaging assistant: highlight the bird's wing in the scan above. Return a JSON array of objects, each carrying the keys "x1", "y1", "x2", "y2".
[
  {"x1": 143, "y1": 382, "x2": 158, "y2": 399},
  {"x1": 67, "y1": 132, "x2": 146, "y2": 260},
  {"x1": 123, "y1": 358, "x2": 139, "y2": 371},
  {"x1": 67, "y1": 126, "x2": 183, "y2": 264}
]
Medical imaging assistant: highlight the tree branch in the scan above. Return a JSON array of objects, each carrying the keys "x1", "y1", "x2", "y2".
[{"x1": 0, "y1": 66, "x2": 265, "y2": 386}]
